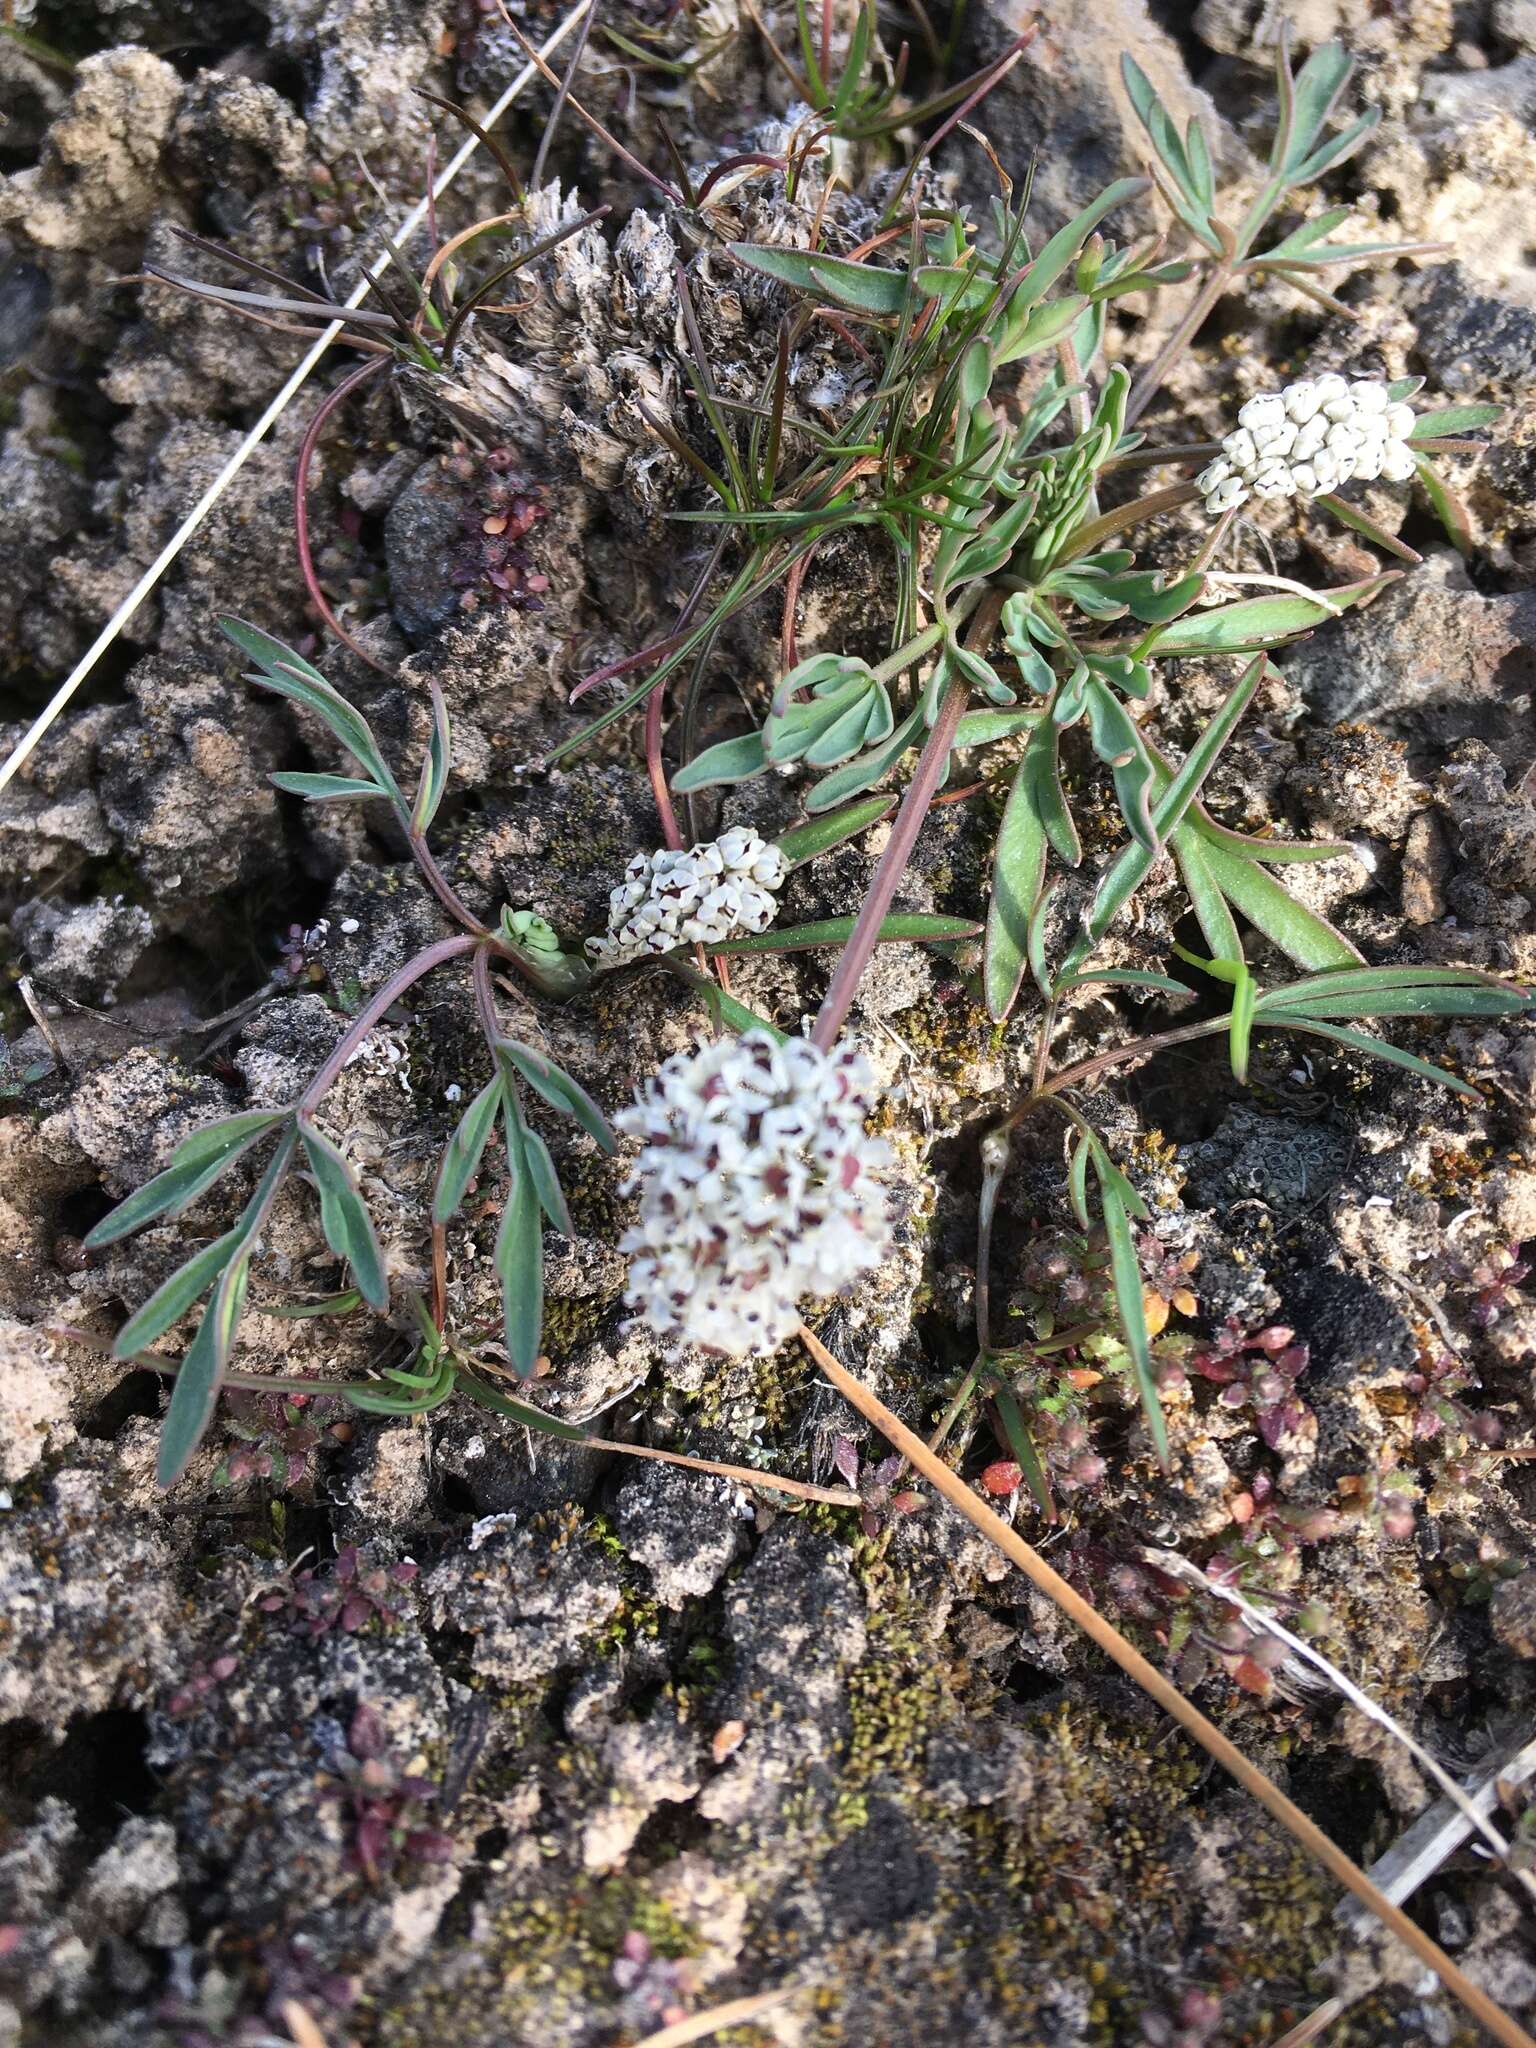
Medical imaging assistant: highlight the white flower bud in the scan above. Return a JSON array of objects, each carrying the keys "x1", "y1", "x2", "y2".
[
  {"x1": 1199, "y1": 372, "x2": 1424, "y2": 516},
  {"x1": 588, "y1": 829, "x2": 788, "y2": 966}
]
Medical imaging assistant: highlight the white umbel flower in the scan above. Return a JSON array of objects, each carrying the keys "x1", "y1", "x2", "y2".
[
  {"x1": 617, "y1": 1028, "x2": 892, "y2": 1356},
  {"x1": 586, "y1": 827, "x2": 788, "y2": 966},
  {"x1": 1197, "y1": 374, "x2": 1418, "y2": 516}
]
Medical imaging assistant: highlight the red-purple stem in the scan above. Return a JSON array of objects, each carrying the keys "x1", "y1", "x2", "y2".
[
  {"x1": 295, "y1": 356, "x2": 393, "y2": 675},
  {"x1": 300, "y1": 933, "x2": 479, "y2": 1109}
]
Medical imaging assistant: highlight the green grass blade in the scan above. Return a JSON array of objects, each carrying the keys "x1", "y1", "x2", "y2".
[
  {"x1": 992, "y1": 1381, "x2": 1056, "y2": 1519},
  {"x1": 1097, "y1": 1169, "x2": 1168, "y2": 1468}
]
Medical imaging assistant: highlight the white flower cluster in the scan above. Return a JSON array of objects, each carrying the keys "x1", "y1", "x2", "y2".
[
  {"x1": 586, "y1": 827, "x2": 787, "y2": 966},
  {"x1": 617, "y1": 1028, "x2": 892, "y2": 1356},
  {"x1": 1197, "y1": 375, "x2": 1417, "y2": 515}
]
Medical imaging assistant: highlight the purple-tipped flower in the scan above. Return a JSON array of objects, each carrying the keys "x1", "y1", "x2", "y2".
[{"x1": 617, "y1": 1028, "x2": 892, "y2": 1356}]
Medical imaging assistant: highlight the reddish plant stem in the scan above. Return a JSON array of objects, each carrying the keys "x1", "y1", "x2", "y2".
[
  {"x1": 811, "y1": 592, "x2": 1004, "y2": 1049},
  {"x1": 644, "y1": 677, "x2": 683, "y2": 852},
  {"x1": 407, "y1": 829, "x2": 491, "y2": 937},
  {"x1": 294, "y1": 356, "x2": 394, "y2": 675},
  {"x1": 299, "y1": 933, "x2": 479, "y2": 1110}
]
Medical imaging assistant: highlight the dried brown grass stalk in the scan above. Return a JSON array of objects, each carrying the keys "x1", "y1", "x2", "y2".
[{"x1": 798, "y1": 1321, "x2": 1536, "y2": 2048}]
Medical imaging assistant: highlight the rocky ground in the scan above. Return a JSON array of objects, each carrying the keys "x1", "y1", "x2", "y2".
[{"x1": 4, "y1": 2, "x2": 1536, "y2": 2043}]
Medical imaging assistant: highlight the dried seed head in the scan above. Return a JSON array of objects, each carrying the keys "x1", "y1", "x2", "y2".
[{"x1": 616, "y1": 1028, "x2": 892, "y2": 1356}]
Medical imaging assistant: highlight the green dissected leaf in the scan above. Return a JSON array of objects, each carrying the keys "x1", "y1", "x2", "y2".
[
  {"x1": 222, "y1": 617, "x2": 403, "y2": 805},
  {"x1": 1085, "y1": 677, "x2": 1156, "y2": 850},
  {"x1": 113, "y1": 1229, "x2": 242, "y2": 1357},
  {"x1": 433, "y1": 1075, "x2": 503, "y2": 1225},
  {"x1": 1279, "y1": 40, "x2": 1354, "y2": 177},
  {"x1": 496, "y1": 1041, "x2": 616, "y2": 1154},
  {"x1": 157, "y1": 1253, "x2": 250, "y2": 1486},
  {"x1": 1027, "y1": 879, "x2": 1057, "y2": 1000},
  {"x1": 775, "y1": 796, "x2": 894, "y2": 868},
  {"x1": 1173, "y1": 831, "x2": 1244, "y2": 965},
  {"x1": 269, "y1": 772, "x2": 388, "y2": 802},
  {"x1": 766, "y1": 664, "x2": 893, "y2": 768},
  {"x1": 713, "y1": 912, "x2": 980, "y2": 955},
  {"x1": 1180, "y1": 822, "x2": 1361, "y2": 970},
  {"x1": 1145, "y1": 579, "x2": 1392, "y2": 656},
  {"x1": 1265, "y1": 1016, "x2": 1480, "y2": 1096},
  {"x1": 806, "y1": 702, "x2": 924, "y2": 812},
  {"x1": 299, "y1": 1122, "x2": 389, "y2": 1311},
  {"x1": 1410, "y1": 403, "x2": 1499, "y2": 439},
  {"x1": 413, "y1": 683, "x2": 453, "y2": 831},
  {"x1": 84, "y1": 1111, "x2": 287, "y2": 1249},
  {"x1": 1101, "y1": 570, "x2": 1205, "y2": 624},
  {"x1": 672, "y1": 729, "x2": 769, "y2": 793},
  {"x1": 954, "y1": 709, "x2": 1038, "y2": 748},
  {"x1": 948, "y1": 642, "x2": 1015, "y2": 706},
  {"x1": 991, "y1": 1380, "x2": 1055, "y2": 1518},
  {"x1": 520, "y1": 1124, "x2": 574, "y2": 1235},
  {"x1": 496, "y1": 1129, "x2": 544, "y2": 1377},
  {"x1": 1062, "y1": 657, "x2": 1266, "y2": 979},
  {"x1": 1287, "y1": 107, "x2": 1379, "y2": 184},
  {"x1": 728, "y1": 242, "x2": 909, "y2": 316},
  {"x1": 1096, "y1": 1165, "x2": 1168, "y2": 1468}
]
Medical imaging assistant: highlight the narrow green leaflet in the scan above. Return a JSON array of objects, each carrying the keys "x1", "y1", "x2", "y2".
[
  {"x1": 1171, "y1": 831, "x2": 1244, "y2": 966},
  {"x1": 1068, "y1": 1131, "x2": 1091, "y2": 1231},
  {"x1": 1144, "y1": 579, "x2": 1393, "y2": 656},
  {"x1": 992, "y1": 1380, "x2": 1055, "y2": 1518},
  {"x1": 496, "y1": 1041, "x2": 616, "y2": 1153},
  {"x1": 157, "y1": 1254, "x2": 251, "y2": 1486},
  {"x1": 269, "y1": 773, "x2": 388, "y2": 802},
  {"x1": 113, "y1": 1228, "x2": 242, "y2": 1357},
  {"x1": 222, "y1": 617, "x2": 404, "y2": 806},
  {"x1": 1055, "y1": 969, "x2": 1193, "y2": 998},
  {"x1": 433, "y1": 1076, "x2": 503, "y2": 1225},
  {"x1": 984, "y1": 720, "x2": 1052, "y2": 1019},
  {"x1": 84, "y1": 1111, "x2": 286, "y2": 1248},
  {"x1": 1096, "y1": 1167, "x2": 1168, "y2": 1469},
  {"x1": 520, "y1": 1124, "x2": 574, "y2": 1235},
  {"x1": 712, "y1": 912, "x2": 980, "y2": 955},
  {"x1": 728, "y1": 242, "x2": 909, "y2": 316},
  {"x1": 954, "y1": 710, "x2": 1039, "y2": 747},
  {"x1": 1267, "y1": 1017, "x2": 1481, "y2": 1096},
  {"x1": 457, "y1": 1368, "x2": 590, "y2": 1442},
  {"x1": 775, "y1": 796, "x2": 894, "y2": 868},
  {"x1": 412, "y1": 683, "x2": 453, "y2": 831},
  {"x1": 1183, "y1": 825, "x2": 1361, "y2": 970},
  {"x1": 299, "y1": 1122, "x2": 390, "y2": 1311},
  {"x1": 1410, "y1": 404, "x2": 1499, "y2": 439},
  {"x1": 672, "y1": 730, "x2": 769, "y2": 793},
  {"x1": 495, "y1": 1129, "x2": 544, "y2": 1377}
]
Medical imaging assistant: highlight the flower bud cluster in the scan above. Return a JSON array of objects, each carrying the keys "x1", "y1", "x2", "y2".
[
  {"x1": 1197, "y1": 374, "x2": 1417, "y2": 515},
  {"x1": 617, "y1": 1028, "x2": 892, "y2": 1357},
  {"x1": 586, "y1": 827, "x2": 787, "y2": 966}
]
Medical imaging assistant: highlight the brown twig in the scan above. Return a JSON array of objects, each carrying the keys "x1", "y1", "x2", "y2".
[{"x1": 798, "y1": 1321, "x2": 1536, "y2": 2048}]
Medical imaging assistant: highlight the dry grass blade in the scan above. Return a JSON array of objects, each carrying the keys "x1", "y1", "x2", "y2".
[
  {"x1": 628, "y1": 1985, "x2": 799, "y2": 2047},
  {"x1": 0, "y1": 0, "x2": 590, "y2": 796},
  {"x1": 1147, "y1": 1546, "x2": 1536, "y2": 1902},
  {"x1": 797, "y1": 1321, "x2": 1536, "y2": 2048}
]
